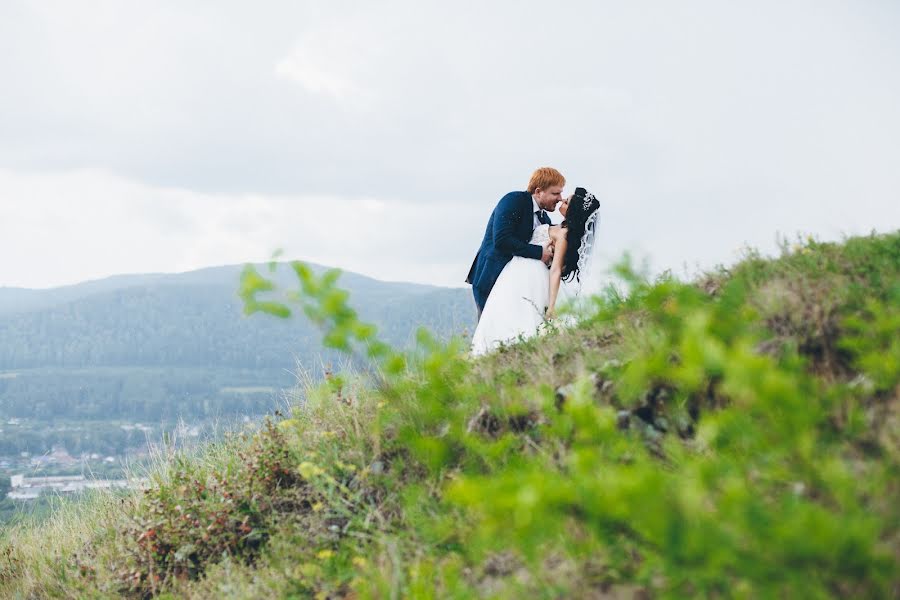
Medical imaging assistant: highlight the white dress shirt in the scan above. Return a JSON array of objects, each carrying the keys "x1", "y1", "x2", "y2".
[{"x1": 531, "y1": 195, "x2": 542, "y2": 229}]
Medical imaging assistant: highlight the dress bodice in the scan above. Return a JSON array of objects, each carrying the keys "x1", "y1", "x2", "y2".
[{"x1": 530, "y1": 224, "x2": 550, "y2": 246}]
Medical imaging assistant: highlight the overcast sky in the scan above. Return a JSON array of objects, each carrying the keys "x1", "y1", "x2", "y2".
[{"x1": 1, "y1": 0, "x2": 898, "y2": 290}]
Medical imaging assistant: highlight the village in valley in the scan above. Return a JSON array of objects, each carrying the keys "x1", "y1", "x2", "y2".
[{"x1": 0, "y1": 417, "x2": 199, "y2": 516}]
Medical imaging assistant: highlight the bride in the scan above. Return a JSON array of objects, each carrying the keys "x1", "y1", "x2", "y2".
[{"x1": 471, "y1": 187, "x2": 601, "y2": 356}]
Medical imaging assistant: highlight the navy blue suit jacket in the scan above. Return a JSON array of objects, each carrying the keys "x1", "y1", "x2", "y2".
[{"x1": 466, "y1": 191, "x2": 545, "y2": 306}]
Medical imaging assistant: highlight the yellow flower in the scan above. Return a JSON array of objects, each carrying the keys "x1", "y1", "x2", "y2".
[
  {"x1": 276, "y1": 418, "x2": 299, "y2": 431},
  {"x1": 317, "y1": 549, "x2": 334, "y2": 560},
  {"x1": 298, "y1": 462, "x2": 325, "y2": 479},
  {"x1": 352, "y1": 556, "x2": 368, "y2": 568}
]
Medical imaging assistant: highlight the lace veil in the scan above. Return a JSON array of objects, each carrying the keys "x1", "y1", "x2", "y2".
[{"x1": 568, "y1": 190, "x2": 602, "y2": 300}]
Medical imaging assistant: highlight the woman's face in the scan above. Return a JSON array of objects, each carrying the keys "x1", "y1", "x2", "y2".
[{"x1": 559, "y1": 195, "x2": 572, "y2": 217}]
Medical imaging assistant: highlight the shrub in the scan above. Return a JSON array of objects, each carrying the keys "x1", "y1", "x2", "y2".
[{"x1": 1, "y1": 232, "x2": 897, "y2": 598}]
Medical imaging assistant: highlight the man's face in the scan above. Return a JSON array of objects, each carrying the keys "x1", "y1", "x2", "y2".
[{"x1": 534, "y1": 185, "x2": 564, "y2": 211}]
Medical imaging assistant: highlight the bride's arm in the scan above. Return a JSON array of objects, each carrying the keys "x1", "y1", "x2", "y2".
[{"x1": 547, "y1": 229, "x2": 568, "y2": 317}]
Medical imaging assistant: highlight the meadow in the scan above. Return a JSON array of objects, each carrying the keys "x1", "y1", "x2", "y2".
[{"x1": 1, "y1": 231, "x2": 897, "y2": 598}]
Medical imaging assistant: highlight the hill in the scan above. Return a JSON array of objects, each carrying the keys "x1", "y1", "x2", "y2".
[
  {"x1": 0, "y1": 263, "x2": 474, "y2": 425},
  {"x1": 1, "y1": 232, "x2": 898, "y2": 598},
  {"x1": 0, "y1": 263, "x2": 473, "y2": 368}
]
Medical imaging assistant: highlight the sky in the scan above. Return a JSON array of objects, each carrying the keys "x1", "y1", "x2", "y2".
[{"x1": 1, "y1": 0, "x2": 898, "y2": 290}]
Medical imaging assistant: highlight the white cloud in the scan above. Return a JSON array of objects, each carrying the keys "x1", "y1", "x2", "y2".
[
  {"x1": 0, "y1": 1, "x2": 898, "y2": 288},
  {"x1": 274, "y1": 21, "x2": 375, "y2": 106},
  {"x1": 276, "y1": 54, "x2": 362, "y2": 101},
  {"x1": 0, "y1": 168, "x2": 472, "y2": 289}
]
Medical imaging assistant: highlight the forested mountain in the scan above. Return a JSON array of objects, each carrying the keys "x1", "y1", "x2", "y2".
[
  {"x1": 0, "y1": 264, "x2": 474, "y2": 424},
  {"x1": 0, "y1": 263, "x2": 473, "y2": 369}
]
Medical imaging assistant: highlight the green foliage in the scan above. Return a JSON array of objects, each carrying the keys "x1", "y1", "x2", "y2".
[
  {"x1": 234, "y1": 233, "x2": 898, "y2": 597},
  {"x1": 241, "y1": 262, "x2": 409, "y2": 381},
  {"x1": 95, "y1": 421, "x2": 311, "y2": 596},
  {"x1": 841, "y1": 292, "x2": 900, "y2": 392},
  {"x1": 2, "y1": 231, "x2": 898, "y2": 598},
  {"x1": 448, "y1": 285, "x2": 893, "y2": 596}
]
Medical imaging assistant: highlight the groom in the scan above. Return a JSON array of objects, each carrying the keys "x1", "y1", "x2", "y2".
[{"x1": 466, "y1": 167, "x2": 565, "y2": 318}]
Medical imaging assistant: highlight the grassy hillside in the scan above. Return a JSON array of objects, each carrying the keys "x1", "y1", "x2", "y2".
[{"x1": 1, "y1": 232, "x2": 898, "y2": 598}]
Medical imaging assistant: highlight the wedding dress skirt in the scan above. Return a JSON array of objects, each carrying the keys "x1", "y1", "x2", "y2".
[{"x1": 471, "y1": 224, "x2": 551, "y2": 356}]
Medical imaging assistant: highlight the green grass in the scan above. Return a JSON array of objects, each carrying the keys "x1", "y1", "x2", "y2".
[{"x1": 1, "y1": 231, "x2": 898, "y2": 598}]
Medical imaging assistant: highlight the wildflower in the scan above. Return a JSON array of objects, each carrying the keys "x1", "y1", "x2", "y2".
[{"x1": 298, "y1": 462, "x2": 325, "y2": 479}]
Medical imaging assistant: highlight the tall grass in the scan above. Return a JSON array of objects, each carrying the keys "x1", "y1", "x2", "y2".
[{"x1": 1, "y1": 231, "x2": 898, "y2": 598}]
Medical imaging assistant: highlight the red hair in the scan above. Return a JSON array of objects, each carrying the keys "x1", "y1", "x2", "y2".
[{"x1": 526, "y1": 167, "x2": 565, "y2": 194}]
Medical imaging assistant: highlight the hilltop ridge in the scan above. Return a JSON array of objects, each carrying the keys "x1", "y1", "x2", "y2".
[
  {"x1": 0, "y1": 261, "x2": 459, "y2": 317},
  {"x1": 1, "y1": 231, "x2": 898, "y2": 598}
]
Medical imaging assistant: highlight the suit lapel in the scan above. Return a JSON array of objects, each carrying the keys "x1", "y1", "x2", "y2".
[{"x1": 522, "y1": 193, "x2": 535, "y2": 238}]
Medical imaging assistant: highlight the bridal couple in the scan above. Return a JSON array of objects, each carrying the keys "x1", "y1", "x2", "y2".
[{"x1": 467, "y1": 167, "x2": 601, "y2": 356}]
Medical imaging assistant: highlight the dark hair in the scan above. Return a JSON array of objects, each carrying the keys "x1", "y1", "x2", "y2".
[{"x1": 561, "y1": 187, "x2": 600, "y2": 282}]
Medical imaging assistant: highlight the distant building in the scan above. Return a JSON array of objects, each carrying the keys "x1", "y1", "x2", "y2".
[
  {"x1": 7, "y1": 474, "x2": 147, "y2": 500},
  {"x1": 49, "y1": 446, "x2": 77, "y2": 465}
]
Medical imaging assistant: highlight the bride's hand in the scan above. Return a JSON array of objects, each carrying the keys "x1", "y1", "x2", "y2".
[{"x1": 541, "y1": 242, "x2": 554, "y2": 265}]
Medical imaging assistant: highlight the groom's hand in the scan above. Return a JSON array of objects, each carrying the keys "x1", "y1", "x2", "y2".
[{"x1": 541, "y1": 242, "x2": 554, "y2": 266}]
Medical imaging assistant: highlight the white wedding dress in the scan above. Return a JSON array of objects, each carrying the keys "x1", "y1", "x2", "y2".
[{"x1": 471, "y1": 224, "x2": 551, "y2": 356}]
